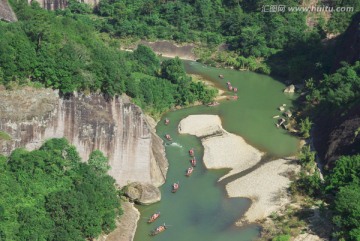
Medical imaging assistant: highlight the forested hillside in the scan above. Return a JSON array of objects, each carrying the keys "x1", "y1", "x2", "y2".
[
  {"x1": 290, "y1": 13, "x2": 360, "y2": 241},
  {"x1": 91, "y1": 0, "x2": 359, "y2": 79},
  {"x1": 0, "y1": 138, "x2": 120, "y2": 240},
  {"x1": 0, "y1": 1, "x2": 216, "y2": 117}
]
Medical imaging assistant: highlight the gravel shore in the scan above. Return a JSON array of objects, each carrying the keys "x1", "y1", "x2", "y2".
[{"x1": 179, "y1": 114, "x2": 299, "y2": 223}]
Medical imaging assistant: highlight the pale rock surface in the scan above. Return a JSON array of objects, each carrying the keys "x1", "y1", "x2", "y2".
[
  {"x1": 293, "y1": 233, "x2": 327, "y2": 241},
  {"x1": 284, "y1": 84, "x2": 295, "y2": 93},
  {"x1": 124, "y1": 182, "x2": 161, "y2": 205},
  {"x1": 0, "y1": 87, "x2": 168, "y2": 187}
]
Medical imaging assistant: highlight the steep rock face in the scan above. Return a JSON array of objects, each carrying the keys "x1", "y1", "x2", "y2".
[
  {"x1": 313, "y1": 104, "x2": 360, "y2": 167},
  {"x1": 0, "y1": 87, "x2": 168, "y2": 187},
  {"x1": 0, "y1": 0, "x2": 17, "y2": 22},
  {"x1": 140, "y1": 40, "x2": 197, "y2": 60},
  {"x1": 122, "y1": 40, "x2": 198, "y2": 61},
  {"x1": 332, "y1": 12, "x2": 360, "y2": 70},
  {"x1": 27, "y1": 0, "x2": 98, "y2": 10}
]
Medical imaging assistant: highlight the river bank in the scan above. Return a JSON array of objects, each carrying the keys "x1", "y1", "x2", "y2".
[
  {"x1": 120, "y1": 40, "x2": 197, "y2": 61},
  {"x1": 96, "y1": 201, "x2": 140, "y2": 241},
  {"x1": 178, "y1": 114, "x2": 300, "y2": 224}
]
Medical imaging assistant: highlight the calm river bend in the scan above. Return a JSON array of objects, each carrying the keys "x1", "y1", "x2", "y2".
[{"x1": 133, "y1": 61, "x2": 299, "y2": 241}]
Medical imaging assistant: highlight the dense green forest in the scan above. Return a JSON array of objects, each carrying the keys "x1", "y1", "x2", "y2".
[
  {"x1": 0, "y1": 138, "x2": 120, "y2": 240},
  {"x1": 90, "y1": 0, "x2": 359, "y2": 79},
  {"x1": 0, "y1": 1, "x2": 216, "y2": 117},
  {"x1": 306, "y1": 61, "x2": 360, "y2": 112},
  {"x1": 292, "y1": 147, "x2": 360, "y2": 241}
]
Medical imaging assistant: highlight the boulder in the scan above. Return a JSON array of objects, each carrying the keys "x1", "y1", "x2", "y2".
[
  {"x1": 124, "y1": 182, "x2": 161, "y2": 205},
  {"x1": 284, "y1": 84, "x2": 295, "y2": 93},
  {"x1": 285, "y1": 110, "x2": 292, "y2": 117},
  {"x1": 279, "y1": 106, "x2": 285, "y2": 112}
]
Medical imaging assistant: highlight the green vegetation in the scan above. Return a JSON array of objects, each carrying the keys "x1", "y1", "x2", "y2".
[
  {"x1": 0, "y1": 138, "x2": 120, "y2": 240},
  {"x1": 1, "y1": 1, "x2": 215, "y2": 117},
  {"x1": 327, "y1": 155, "x2": 360, "y2": 241},
  {"x1": 291, "y1": 149, "x2": 360, "y2": 240},
  {"x1": 272, "y1": 234, "x2": 291, "y2": 241},
  {"x1": 0, "y1": 131, "x2": 11, "y2": 141},
  {"x1": 89, "y1": 0, "x2": 358, "y2": 79},
  {"x1": 326, "y1": 0, "x2": 360, "y2": 34},
  {"x1": 1, "y1": 1, "x2": 359, "y2": 240},
  {"x1": 93, "y1": 0, "x2": 315, "y2": 76},
  {"x1": 306, "y1": 61, "x2": 360, "y2": 112},
  {"x1": 292, "y1": 146, "x2": 323, "y2": 197},
  {"x1": 299, "y1": 117, "x2": 313, "y2": 139}
]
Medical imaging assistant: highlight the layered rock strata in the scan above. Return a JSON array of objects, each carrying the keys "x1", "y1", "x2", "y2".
[{"x1": 0, "y1": 87, "x2": 168, "y2": 187}]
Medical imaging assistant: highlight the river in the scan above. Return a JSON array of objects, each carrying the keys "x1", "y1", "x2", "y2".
[{"x1": 133, "y1": 61, "x2": 299, "y2": 241}]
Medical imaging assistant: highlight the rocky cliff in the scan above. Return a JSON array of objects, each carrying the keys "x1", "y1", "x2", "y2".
[
  {"x1": 0, "y1": 87, "x2": 168, "y2": 187},
  {"x1": 332, "y1": 12, "x2": 360, "y2": 70},
  {"x1": 27, "y1": 0, "x2": 98, "y2": 10},
  {"x1": 0, "y1": 0, "x2": 17, "y2": 22},
  {"x1": 314, "y1": 104, "x2": 360, "y2": 167}
]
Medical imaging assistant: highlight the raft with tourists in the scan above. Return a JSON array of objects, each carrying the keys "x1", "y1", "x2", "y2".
[
  {"x1": 185, "y1": 167, "x2": 194, "y2": 176},
  {"x1": 150, "y1": 224, "x2": 167, "y2": 236},
  {"x1": 147, "y1": 212, "x2": 160, "y2": 223},
  {"x1": 227, "y1": 95, "x2": 238, "y2": 100},
  {"x1": 165, "y1": 134, "x2": 172, "y2": 141},
  {"x1": 172, "y1": 182, "x2": 179, "y2": 193},
  {"x1": 207, "y1": 101, "x2": 220, "y2": 107},
  {"x1": 189, "y1": 148, "x2": 194, "y2": 156},
  {"x1": 190, "y1": 157, "x2": 197, "y2": 167}
]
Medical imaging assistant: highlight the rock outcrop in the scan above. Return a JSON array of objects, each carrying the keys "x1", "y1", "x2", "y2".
[
  {"x1": 27, "y1": 0, "x2": 98, "y2": 10},
  {"x1": 314, "y1": 103, "x2": 360, "y2": 167},
  {"x1": 0, "y1": 87, "x2": 168, "y2": 187},
  {"x1": 283, "y1": 84, "x2": 295, "y2": 93},
  {"x1": 122, "y1": 40, "x2": 198, "y2": 61},
  {"x1": 332, "y1": 12, "x2": 360, "y2": 71},
  {"x1": 140, "y1": 40, "x2": 197, "y2": 60},
  {"x1": 124, "y1": 182, "x2": 161, "y2": 205},
  {"x1": 0, "y1": 0, "x2": 17, "y2": 22}
]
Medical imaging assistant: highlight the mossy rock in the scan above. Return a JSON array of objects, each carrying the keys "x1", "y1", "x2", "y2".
[{"x1": 124, "y1": 182, "x2": 161, "y2": 205}]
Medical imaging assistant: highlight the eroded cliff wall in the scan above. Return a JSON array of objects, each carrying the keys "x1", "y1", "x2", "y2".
[
  {"x1": 27, "y1": 0, "x2": 98, "y2": 10},
  {"x1": 0, "y1": 87, "x2": 168, "y2": 187},
  {"x1": 314, "y1": 104, "x2": 360, "y2": 167},
  {"x1": 0, "y1": 0, "x2": 17, "y2": 22}
]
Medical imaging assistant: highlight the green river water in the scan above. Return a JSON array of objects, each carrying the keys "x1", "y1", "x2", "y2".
[{"x1": 133, "y1": 61, "x2": 299, "y2": 241}]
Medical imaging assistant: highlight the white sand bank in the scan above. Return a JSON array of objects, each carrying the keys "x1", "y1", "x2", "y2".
[
  {"x1": 227, "y1": 158, "x2": 300, "y2": 224},
  {"x1": 178, "y1": 115, "x2": 263, "y2": 179},
  {"x1": 178, "y1": 115, "x2": 300, "y2": 224}
]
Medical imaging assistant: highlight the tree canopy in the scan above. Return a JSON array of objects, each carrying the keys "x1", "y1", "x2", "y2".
[
  {"x1": 0, "y1": 138, "x2": 120, "y2": 240},
  {"x1": 0, "y1": 1, "x2": 216, "y2": 117}
]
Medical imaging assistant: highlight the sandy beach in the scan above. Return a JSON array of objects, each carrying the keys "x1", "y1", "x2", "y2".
[
  {"x1": 178, "y1": 115, "x2": 300, "y2": 224},
  {"x1": 227, "y1": 158, "x2": 300, "y2": 224},
  {"x1": 179, "y1": 115, "x2": 263, "y2": 179}
]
